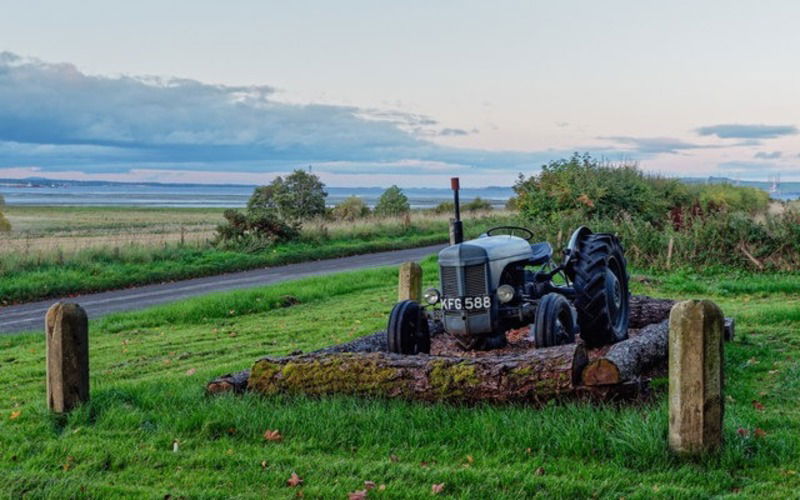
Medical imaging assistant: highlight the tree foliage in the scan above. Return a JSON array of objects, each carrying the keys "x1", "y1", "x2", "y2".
[
  {"x1": 248, "y1": 169, "x2": 327, "y2": 222},
  {"x1": 216, "y1": 169, "x2": 327, "y2": 248},
  {"x1": 374, "y1": 185, "x2": 410, "y2": 216}
]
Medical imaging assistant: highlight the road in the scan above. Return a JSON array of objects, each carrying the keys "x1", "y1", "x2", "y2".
[{"x1": 0, "y1": 244, "x2": 443, "y2": 335}]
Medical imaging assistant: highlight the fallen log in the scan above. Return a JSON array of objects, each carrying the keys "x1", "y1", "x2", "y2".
[
  {"x1": 582, "y1": 319, "x2": 669, "y2": 386},
  {"x1": 628, "y1": 295, "x2": 674, "y2": 328},
  {"x1": 247, "y1": 343, "x2": 588, "y2": 404}
]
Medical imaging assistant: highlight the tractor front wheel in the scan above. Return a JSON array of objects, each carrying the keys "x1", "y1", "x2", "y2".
[
  {"x1": 387, "y1": 300, "x2": 431, "y2": 355},
  {"x1": 534, "y1": 293, "x2": 576, "y2": 348}
]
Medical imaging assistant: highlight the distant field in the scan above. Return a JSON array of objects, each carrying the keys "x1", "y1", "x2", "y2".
[{"x1": 0, "y1": 206, "x2": 223, "y2": 255}]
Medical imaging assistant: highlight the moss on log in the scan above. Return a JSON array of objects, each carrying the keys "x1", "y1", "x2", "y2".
[{"x1": 247, "y1": 344, "x2": 587, "y2": 404}]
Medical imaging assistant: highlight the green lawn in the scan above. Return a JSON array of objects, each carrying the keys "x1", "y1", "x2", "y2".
[{"x1": 1, "y1": 259, "x2": 799, "y2": 498}]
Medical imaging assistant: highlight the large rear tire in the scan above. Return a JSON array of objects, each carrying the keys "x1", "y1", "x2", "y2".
[
  {"x1": 568, "y1": 231, "x2": 629, "y2": 347},
  {"x1": 387, "y1": 300, "x2": 431, "y2": 355},
  {"x1": 534, "y1": 293, "x2": 576, "y2": 348}
]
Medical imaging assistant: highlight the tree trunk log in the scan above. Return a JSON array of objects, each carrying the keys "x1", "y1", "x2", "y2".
[
  {"x1": 628, "y1": 295, "x2": 674, "y2": 328},
  {"x1": 207, "y1": 370, "x2": 250, "y2": 394},
  {"x1": 247, "y1": 344, "x2": 587, "y2": 404},
  {"x1": 582, "y1": 319, "x2": 669, "y2": 386}
]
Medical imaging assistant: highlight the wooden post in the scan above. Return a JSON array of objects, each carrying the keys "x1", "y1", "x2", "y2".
[
  {"x1": 666, "y1": 237, "x2": 674, "y2": 269},
  {"x1": 46, "y1": 302, "x2": 89, "y2": 413},
  {"x1": 398, "y1": 262, "x2": 422, "y2": 302},
  {"x1": 668, "y1": 300, "x2": 724, "y2": 455}
]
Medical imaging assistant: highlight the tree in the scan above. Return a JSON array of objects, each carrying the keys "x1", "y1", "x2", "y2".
[
  {"x1": 0, "y1": 194, "x2": 9, "y2": 232},
  {"x1": 332, "y1": 196, "x2": 370, "y2": 220},
  {"x1": 247, "y1": 169, "x2": 327, "y2": 222},
  {"x1": 375, "y1": 185, "x2": 410, "y2": 217}
]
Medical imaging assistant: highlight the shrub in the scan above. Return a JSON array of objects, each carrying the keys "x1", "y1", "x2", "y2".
[
  {"x1": 374, "y1": 185, "x2": 410, "y2": 216},
  {"x1": 215, "y1": 208, "x2": 299, "y2": 250},
  {"x1": 332, "y1": 196, "x2": 370, "y2": 220},
  {"x1": 432, "y1": 200, "x2": 454, "y2": 214},
  {"x1": 463, "y1": 197, "x2": 493, "y2": 212}
]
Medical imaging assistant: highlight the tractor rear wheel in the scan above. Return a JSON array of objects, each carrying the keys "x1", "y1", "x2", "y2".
[
  {"x1": 568, "y1": 231, "x2": 630, "y2": 347},
  {"x1": 387, "y1": 300, "x2": 431, "y2": 355},
  {"x1": 534, "y1": 293, "x2": 576, "y2": 348}
]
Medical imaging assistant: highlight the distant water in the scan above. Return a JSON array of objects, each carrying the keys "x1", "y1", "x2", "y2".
[{"x1": 0, "y1": 183, "x2": 515, "y2": 209}]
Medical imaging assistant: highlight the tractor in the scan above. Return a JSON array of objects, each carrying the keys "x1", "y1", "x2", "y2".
[{"x1": 387, "y1": 178, "x2": 629, "y2": 354}]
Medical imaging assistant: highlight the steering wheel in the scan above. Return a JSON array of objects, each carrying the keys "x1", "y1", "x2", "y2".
[{"x1": 486, "y1": 226, "x2": 535, "y2": 241}]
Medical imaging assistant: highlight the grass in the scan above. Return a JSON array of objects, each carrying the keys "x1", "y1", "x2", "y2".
[
  {"x1": 1, "y1": 259, "x2": 799, "y2": 498},
  {"x1": 0, "y1": 207, "x2": 512, "y2": 304}
]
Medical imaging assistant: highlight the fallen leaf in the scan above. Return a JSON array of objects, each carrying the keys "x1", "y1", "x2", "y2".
[
  {"x1": 9, "y1": 410, "x2": 21, "y2": 420},
  {"x1": 185, "y1": 368, "x2": 197, "y2": 376},
  {"x1": 754, "y1": 428, "x2": 767, "y2": 439},
  {"x1": 264, "y1": 429, "x2": 283, "y2": 442},
  {"x1": 746, "y1": 357, "x2": 759, "y2": 365},
  {"x1": 752, "y1": 400, "x2": 765, "y2": 411},
  {"x1": 379, "y1": 485, "x2": 386, "y2": 491},
  {"x1": 534, "y1": 466, "x2": 545, "y2": 476},
  {"x1": 227, "y1": 427, "x2": 236, "y2": 435},
  {"x1": 364, "y1": 481, "x2": 377, "y2": 490},
  {"x1": 420, "y1": 461, "x2": 429, "y2": 468},
  {"x1": 286, "y1": 472, "x2": 303, "y2": 487},
  {"x1": 431, "y1": 483, "x2": 445, "y2": 494},
  {"x1": 389, "y1": 454, "x2": 399, "y2": 463},
  {"x1": 348, "y1": 490, "x2": 368, "y2": 500},
  {"x1": 465, "y1": 455, "x2": 474, "y2": 464},
  {"x1": 768, "y1": 370, "x2": 779, "y2": 375},
  {"x1": 737, "y1": 427, "x2": 749, "y2": 437},
  {"x1": 261, "y1": 460, "x2": 268, "y2": 469},
  {"x1": 173, "y1": 440, "x2": 179, "y2": 453},
  {"x1": 525, "y1": 447, "x2": 532, "y2": 455}
]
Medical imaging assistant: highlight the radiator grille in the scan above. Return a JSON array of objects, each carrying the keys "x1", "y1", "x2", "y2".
[
  {"x1": 440, "y1": 264, "x2": 488, "y2": 297},
  {"x1": 440, "y1": 266, "x2": 459, "y2": 296},
  {"x1": 464, "y1": 264, "x2": 488, "y2": 295}
]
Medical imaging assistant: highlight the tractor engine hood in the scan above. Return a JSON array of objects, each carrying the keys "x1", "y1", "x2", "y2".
[{"x1": 438, "y1": 235, "x2": 533, "y2": 266}]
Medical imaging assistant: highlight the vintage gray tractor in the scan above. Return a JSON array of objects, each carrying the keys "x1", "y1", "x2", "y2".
[{"x1": 387, "y1": 178, "x2": 629, "y2": 354}]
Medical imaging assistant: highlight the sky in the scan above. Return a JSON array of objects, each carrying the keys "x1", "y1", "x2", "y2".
[{"x1": 1, "y1": 0, "x2": 799, "y2": 187}]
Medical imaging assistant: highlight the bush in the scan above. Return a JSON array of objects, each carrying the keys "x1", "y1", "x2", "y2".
[
  {"x1": 463, "y1": 197, "x2": 493, "y2": 212},
  {"x1": 374, "y1": 185, "x2": 410, "y2": 216},
  {"x1": 332, "y1": 196, "x2": 370, "y2": 220},
  {"x1": 513, "y1": 153, "x2": 771, "y2": 225},
  {"x1": 215, "y1": 208, "x2": 299, "y2": 250},
  {"x1": 432, "y1": 200, "x2": 454, "y2": 214}
]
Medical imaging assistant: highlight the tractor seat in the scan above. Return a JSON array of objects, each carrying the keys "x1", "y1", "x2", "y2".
[{"x1": 530, "y1": 242, "x2": 553, "y2": 265}]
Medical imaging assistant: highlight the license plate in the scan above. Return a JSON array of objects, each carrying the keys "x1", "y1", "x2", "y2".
[{"x1": 441, "y1": 296, "x2": 491, "y2": 311}]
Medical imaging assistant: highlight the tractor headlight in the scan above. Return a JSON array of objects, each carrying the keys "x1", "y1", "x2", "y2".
[
  {"x1": 497, "y1": 284, "x2": 515, "y2": 304},
  {"x1": 423, "y1": 288, "x2": 441, "y2": 305}
]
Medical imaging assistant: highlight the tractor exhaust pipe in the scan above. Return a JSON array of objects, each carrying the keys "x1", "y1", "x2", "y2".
[{"x1": 450, "y1": 177, "x2": 464, "y2": 245}]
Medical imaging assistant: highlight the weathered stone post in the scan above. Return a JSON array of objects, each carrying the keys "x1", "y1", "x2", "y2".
[
  {"x1": 668, "y1": 300, "x2": 724, "y2": 454},
  {"x1": 397, "y1": 262, "x2": 422, "y2": 302},
  {"x1": 46, "y1": 302, "x2": 89, "y2": 413}
]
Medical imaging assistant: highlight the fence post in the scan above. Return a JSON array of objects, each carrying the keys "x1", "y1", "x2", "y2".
[
  {"x1": 398, "y1": 262, "x2": 423, "y2": 302},
  {"x1": 46, "y1": 303, "x2": 89, "y2": 413},
  {"x1": 668, "y1": 300, "x2": 724, "y2": 455}
]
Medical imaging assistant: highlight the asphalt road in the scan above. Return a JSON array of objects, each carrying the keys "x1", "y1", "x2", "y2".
[{"x1": 0, "y1": 244, "x2": 443, "y2": 335}]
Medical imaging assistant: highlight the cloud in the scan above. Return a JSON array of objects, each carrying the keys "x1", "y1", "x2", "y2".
[
  {"x1": 695, "y1": 124, "x2": 798, "y2": 139},
  {"x1": 598, "y1": 136, "x2": 717, "y2": 154},
  {"x1": 754, "y1": 151, "x2": 782, "y2": 159},
  {"x1": 0, "y1": 52, "x2": 562, "y2": 176}
]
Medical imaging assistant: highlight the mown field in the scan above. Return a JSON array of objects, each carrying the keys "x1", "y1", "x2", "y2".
[
  {"x1": 0, "y1": 206, "x2": 510, "y2": 304},
  {"x1": 2, "y1": 258, "x2": 799, "y2": 498}
]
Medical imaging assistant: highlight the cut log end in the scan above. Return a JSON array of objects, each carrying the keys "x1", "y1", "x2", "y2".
[{"x1": 582, "y1": 358, "x2": 622, "y2": 386}]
